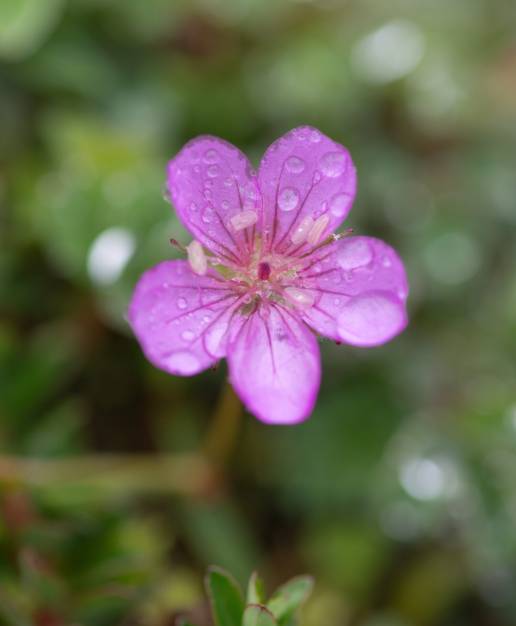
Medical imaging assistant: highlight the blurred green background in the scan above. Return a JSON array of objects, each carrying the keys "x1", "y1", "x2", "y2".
[{"x1": 1, "y1": 0, "x2": 516, "y2": 624}]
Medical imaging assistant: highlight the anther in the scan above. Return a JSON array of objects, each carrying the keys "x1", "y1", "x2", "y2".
[
  {"x1": 230, "y1": 210, "x2": 258, "y2": 232},
  {"x1": 187, "y1": 240, "x2": 208, "y2": 275},
  {"x1": 307, "y1": 214, "x2": 330, "y2": 246}
]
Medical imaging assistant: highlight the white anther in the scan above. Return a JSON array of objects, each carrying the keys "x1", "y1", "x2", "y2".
[
  {"x1": 187, "y1": 240, "x2": 207, "y2": 275},
  {"x1": 230, "y1": 210, "x2": 258, "y2": 232},
  {"x1": 284, "y1": 287, "x2": 315, "y2": 309},
  {"x1": 307, "y1": 214, "x2": 330, "y2": 246},
  {"x1": 291, "y1": 215, "x2": 315, "y2": 245}
]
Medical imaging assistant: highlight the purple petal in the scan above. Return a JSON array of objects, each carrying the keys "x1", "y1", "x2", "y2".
[
  {"x1": 257, "y1": 126, "x2": 356, "y2": 254},
  {"x1": 128, "y1": 260, "x2": 241, "y2": 375},
  {"x1": 167, "y1": 136, "x2": 261, "y2": 266},
  {"x1": 227, "y1": 305, "x2": 321, "y2": 424},
  {"x1": 299, "y1": 236, "x2": 409, "y2": 346}
]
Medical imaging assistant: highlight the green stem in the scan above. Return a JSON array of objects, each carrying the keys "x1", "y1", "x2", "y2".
[{"x1": 203, "y1": 380, "x2": 243, "y2": 466}]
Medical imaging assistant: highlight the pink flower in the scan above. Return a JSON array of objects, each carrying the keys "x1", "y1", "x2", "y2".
[{"x1": 128, "y1": 127, "x2": 408, "y2": 425}]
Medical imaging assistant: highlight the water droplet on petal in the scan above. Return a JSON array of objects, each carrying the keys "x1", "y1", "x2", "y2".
[
  {"x1": 193, "y1": 165, "x2": 201, "y2": 174},
  {"x1": 207, "y1": 164, "x2": 220, "y2": 178},
  {"x1": 278, "y1": 187, "x2": 300, "y2": 212},
  {"x1": 320, "y1": 151, "x2": 347, "y2": 178},
  {"x1": 202, "y1": 207, "x2": 214, "y2": 223},
  {"x1": 382, "y1": 256, "x2": 392, "y2": 267},
  {"x1": 190, "y1": 202, "x2": 198, "y2": 212},
  {"x1": 203, "y1": 149, "x2": 219, "y2": 164},
  {"x1": 164, "y1": 351, "x2": 199, "y2": 374},
  {"x1": 203, "y1": 190, "x2": 212, "y2": 200},
  {"x1": 329, "y1": 192, "x2": 352, "y2": 217},
  {"x1": 221, "y1": 200, "x2": 229, "y2": 210},
  {"x1": 336, "y1": 239, "x2": 373, "y2": 270},
  {"x1": 177, "y1": 297, "x2": 188, "y2": 310},
  {"x1": 309, "y1": 129, "x2": 321, "y2": 143},
  {"x1": 181, "y1": 329, "x2": 195, "y2": 342},
  {"x1": 205, "y1": 321, "x2": 228, "y2": 357},
  {"x1": 285, "y1": 156, "x2": 305, "y2": 174},
  {"x1": 337, "y1": 292, "x2": 406, "y2": 346},
  {"x1": 224, "y1": 177, "x2": 232, "y2": 187},
  {"x1": 284, "y1": 287, "x2": 315, "y2": 309}
]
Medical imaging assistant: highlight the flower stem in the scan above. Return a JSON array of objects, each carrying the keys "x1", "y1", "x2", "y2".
[{"x1": 202, "y1": 379, "x2": 243, "y2": 466}]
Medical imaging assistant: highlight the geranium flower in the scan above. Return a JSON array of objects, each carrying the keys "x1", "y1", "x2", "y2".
[{"x1": 128, "y1": 127, "x2": 408, "y2": 424}]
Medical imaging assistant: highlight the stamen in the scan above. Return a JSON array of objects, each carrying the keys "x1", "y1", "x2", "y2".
[
  {"x1": 169, "y1": 238, "x2": 187, "y2": 252},
  {"x1": 186, "y1": 240, "x2": 207, "y2": 275},
  {"x1": 307, "y1": 214, "x2": 330, "y2": 246},
  {"x1": 258, "y1": 261, "x2": 271, "y2": 280},
  {"x1": 284, "y1": 286, "x2": 315, "y2": 309},
  {"x1": 332, "y1": 227, "x2": 354, "y2": 241},
  {"x1": 291, "y1": 215, "x2": 315, "y2": 245},
  {"x1": 230, "y1": 210, "x2": 258, "y2": 232}
]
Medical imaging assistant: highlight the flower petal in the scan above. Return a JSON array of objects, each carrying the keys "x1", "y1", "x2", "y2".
[
  {"x1": 227, "y1": 305, "x2": 321, "y2": 424},
  {"x1": 257, "y1": 126, "x2": 356, "y2": 254},
  {"x1": 128, "y1": 260, "x2": 240, "y2": 375},
  {"x1": 167, "y1": 136, "x2": 261, "y2": 265},
  {"x1": 299, "y1": 236, "x2": 409, "y2": 346}
]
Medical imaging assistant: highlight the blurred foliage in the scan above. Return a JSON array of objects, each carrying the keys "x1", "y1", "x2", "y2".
[{"x1": 1, "y1": 0, "x2": 516, "y2": 624}]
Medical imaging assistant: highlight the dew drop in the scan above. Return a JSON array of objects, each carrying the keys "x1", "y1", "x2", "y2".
[
  {"x1": 309, "y1": 129, "x2": 321, "y2": 143},
  {"x1": 181, "y1": 329, "x2": 195, "y2": 342},
  {"x1": 177, "y1": 297, "x2": 188, "y2": 310},
  {"x1": 285, "y1": 156, "x2": 306, "y2": 174},
  {"x1": 320, "y1": 151, "x2": 347, "y2": 178},
  {"x1": 329, "y1": 192, "x2": 351, "y2": 217},
  {"x1": 207, "y1": 164, "x2": 220, "y2": 178},
  {"x1": 202, "y1": 207, "x2": 214, "y2": 223},
  {"x1": 334, "y1": 297, "x2": 341, "y2": 305},
  {"x1": 164, "y1": 351, "x2": 199, "y2": 375},
  {"x1": 203, "y1": 149, "x2": 219, "y2": 164},
  {"x1": 284, "y1": 287, "x2": 315, "y2": 309},
  {"x1": 224, "y1": 177, "x2": 232, "y2": 187},
  {"x1": 193, "y1": 165, "x2": 201, "y2": 174},
  {"x1": 278, "y1": 187, "x2": 300, "y2": 212},
  {"x1": 336, "y1": 239, "x2": 373, "y2": 270},
  {"x1": 205, "y1": 321, "x2": 228, "y2": 357},
  {"x1": 221, "y1": 200, "x2": 229, "y2": 210},
  {"x1": 190, "y1": 202, "x2": 198, "y2": 212},
  {"x1": 382, "y1": 256, "x2": 392, "y2": 267},
  {"x1": 203, "y1": 190, "x2": 212, "y2": 200},
  {"x1": 337, "y1": 293, "x2": 406, "y2": 347}
]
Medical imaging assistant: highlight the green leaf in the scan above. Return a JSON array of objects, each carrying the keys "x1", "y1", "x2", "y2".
[
  {"x1": 243, "y1": 605, "x2": 277, "y2": 626},
  {"x1": 0, "y1": 0, "x2": 64, "y2": 60},
  {"x1": 247, "y1": 571, "x2": 266, "y2": 605},
  {"x1": 205, "y1": 566, "x2": 245, "y2": 626},
  {"x1": 267, "y1": 576, "x2": 313, "y2": 624}
]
